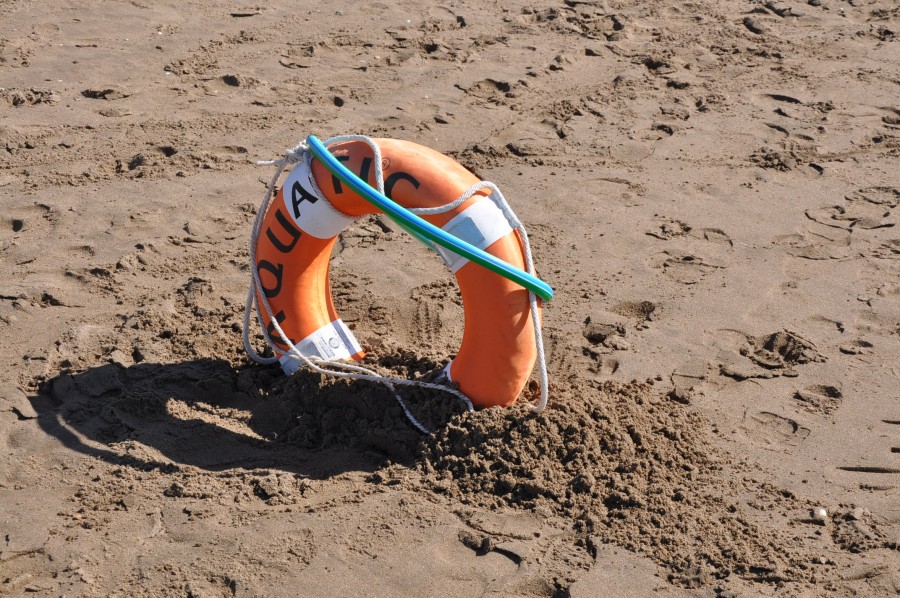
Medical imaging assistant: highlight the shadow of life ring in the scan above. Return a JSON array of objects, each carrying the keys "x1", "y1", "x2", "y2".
[{"x1": 251, "y1": 137, "x2": 542, "y2": 409}]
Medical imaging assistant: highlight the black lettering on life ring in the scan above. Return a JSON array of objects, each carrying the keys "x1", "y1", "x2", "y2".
[
  {"x1": 291, "y1": 180, "x2": 320, "y2": 219},
  {"x1": 266, "y1": 309, "x2": 296, "y2": 349},
  {"x1": 358, "y1": 157, "x2": 372, "y2": 185},
  {"x1": 331, "y1": 156, "x2": 373, "y2": 195},
  {"x1": 331, "y1": 156, "x2": 350, "y2": 194},
  {"x1": 265, "y1": 209, "x2": 302, "y2": 254},
  {"x1": 385, "y1": 172, "x2": 420, "y2": 199},
  {"x1": 257, "y1": 260, "x2": 284, "y2": 298}
]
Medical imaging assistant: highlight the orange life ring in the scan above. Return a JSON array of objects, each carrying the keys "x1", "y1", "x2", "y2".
[{"x1": 253, "y1": 138, "x2": 540, "y2": 408}]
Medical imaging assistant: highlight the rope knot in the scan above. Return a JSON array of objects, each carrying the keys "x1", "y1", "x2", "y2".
[{"x1": 285, "y1": 142, "x2": 309, "y2": 164}]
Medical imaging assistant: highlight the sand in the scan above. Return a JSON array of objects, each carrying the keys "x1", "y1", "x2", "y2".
[{"x1": 2, "y1": 0, "x2": 899, "y2": 595}]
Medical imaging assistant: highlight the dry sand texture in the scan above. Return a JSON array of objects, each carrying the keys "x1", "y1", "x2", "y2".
[{"x1": 1, "y1": 0, "x2": 899, "y2": 595}]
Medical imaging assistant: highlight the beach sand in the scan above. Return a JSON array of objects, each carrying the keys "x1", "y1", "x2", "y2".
[{"x1": 1, "y1": 0, "x2": 898, "y2": 595}]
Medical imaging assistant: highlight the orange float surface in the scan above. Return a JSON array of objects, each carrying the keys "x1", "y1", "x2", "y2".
[{"x1": 254, "y1": 138, "x2": 539, "y2": 407}]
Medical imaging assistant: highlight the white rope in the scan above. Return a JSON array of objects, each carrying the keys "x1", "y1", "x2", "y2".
[
  {"x1": 243, "y1": 134, "x2": 550, "y2": 434},
  {"x1": 241, "y1": 140, "x2": 307, "y2": 366},
  {"x1": 408, "y1": 180, "x2": 548, "y2": 412}
]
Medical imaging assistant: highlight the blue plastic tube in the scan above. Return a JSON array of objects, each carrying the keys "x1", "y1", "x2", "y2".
[{"x1": 306, "y1": 135, "x2": 554, "y2": 302}]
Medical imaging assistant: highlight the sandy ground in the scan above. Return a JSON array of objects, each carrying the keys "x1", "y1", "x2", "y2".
[{"x1": 1, "y1": 0, "x2": 899, "y2": 596}]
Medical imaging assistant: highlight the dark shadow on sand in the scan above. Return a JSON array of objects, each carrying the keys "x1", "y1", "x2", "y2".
[{"x1": 31, "y1": 358, "x2": 457, "y2": 479}]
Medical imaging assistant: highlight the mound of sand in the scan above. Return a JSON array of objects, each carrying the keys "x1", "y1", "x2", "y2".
[{"x1": 420, "y1": 380, "x2": 803, "y2": 586}]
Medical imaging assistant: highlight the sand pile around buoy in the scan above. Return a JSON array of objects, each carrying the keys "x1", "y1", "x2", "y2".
[
  {"x1": 270, "y1": 367, "x2": 819, "y2": 586},
  {"x1": 419, "y1": 380, "x2": 805, "y2": 586},
  {"x1": 272, "y1": 351, "x2": 468, "y2": 462}
]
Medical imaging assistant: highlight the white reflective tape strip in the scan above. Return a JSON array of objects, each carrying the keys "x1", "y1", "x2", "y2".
[
  {"x1": 441, "y1": 361, "x2": 453, "y2": 382},
  {"x1": 435, "y1": 195, "x2": 515, "y2": 273},
  {"x1": 281, "y1": 161, "x2": 356, "y2": 239},
  {"x1": 278, "y1": 319, "x2": 363, "y2": 375}
]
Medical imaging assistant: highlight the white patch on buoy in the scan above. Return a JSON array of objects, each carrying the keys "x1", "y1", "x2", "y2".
[
  {"x1": 278, "y1": 319, "x2": 363, "y2": 375},
  {"x1": 281, "y1": 161, "x2": 356, "y2": 239},
  {"x1": 434, "y1": 194, "x2": 513, "y2": 273}
]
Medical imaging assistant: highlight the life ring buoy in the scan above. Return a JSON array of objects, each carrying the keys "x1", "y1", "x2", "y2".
[{"x1": 252, "y1": 137, "x2": 540, "y2": 408}]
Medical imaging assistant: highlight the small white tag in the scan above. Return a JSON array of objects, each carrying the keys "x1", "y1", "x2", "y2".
[
  {"x1": 435, "y1": 195, "x2": 514, "y2": 273},
  {"x1": 278, "y1": 319, "x2": 363, "y2": 375},
  {"x1": 281, "y1": 161, "x2": 356, "y2": 239}
]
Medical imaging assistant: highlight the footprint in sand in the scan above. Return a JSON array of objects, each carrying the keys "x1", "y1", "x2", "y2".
[
  {"x1": 645, "y1": 218, "x2": 690, "y2": 240},
  {"x1": 740, "y1": 411, "x2": 811, "y2": 450},
  {"x1": 794, "y1": 383, "x2": 843, "y2": 415},
  {"x1": 669, "y1": 360, "x2": 710, "y2": 404},
  {"x1": 330, "y1": 277, "x2": 391, "y2": 338},
  {"x1": 689, "y1": 227, "x2": 733, "y2": 246},
  {"x1": 718, "y1": 329, "x2": 824, "y2": 381},
  {"x1": 459, "y1": 79, "x2": 514, "y2": 106},
  {"x1": 336, "y1": 215, "x2": 396, "y2": 252},
  {"x1": 278, "y1": 43, "x2": 319, "y2": 69},
  {"x1": 582, "y1": 341, "x2": 622, "y2": 375},
  {"x1": 582, "y1": 318, "x2": 628, "y2": 351},
  {"x1": 838, "y1": 339, "x2": 874, "y2": 355},
  {"x1": 500, "y1": 120, "x2": 563, "y2": 158},
  {"x1": 0, "y1": 34, "x2": 36, "y2": 67},
  {"x1": 646, "y1": 217, "x2": 733, "y2": 247},
  {"x1": 2, "y1": 203, "x2": 59, "y2": 262},
  {"x1": 635, "y1": 122, "x2": 675, "y2": 141},
  {"x1": 847, "y1": 186, "x2": 899, "y2": 208},
  {"x1": 805, "y1": 205, "x2": 895, "y2": 231},
  {"x1": 805, "y1": 185, "x2": 897, "y2": 232},
  {"x1": 591, "y1": 356, "x2": 620, "y2": 377},
  {"x1": 0, "y1": 88, "x2": 58, "y2": 107},
  {"x1": 611, "y1": 300, "x2": 656, "y2": 324},
  {"x1": 744, "y1": 330, "x2": 824, "y2": 370},
  {"x1": 749, "y1": 92, "x2": 831, "y2": 123},
  {"x1": 772, "y1": 227, "x2": 851, "y2": 261},
  {"x1": 871, "y1": 239, "x2": 900, "y2": 259},
  {"x1": 648, "y1": 251, "x2": 724, "y2": 285},
  {"x1": 410, "y1": 280, "x2": 462, "y2": 350}
]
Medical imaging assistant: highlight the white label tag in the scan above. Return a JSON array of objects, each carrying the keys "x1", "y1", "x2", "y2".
[
  {"x1": 281, "y1": 161, "x2": 356, "y2": 239},
  {"x1": 435, "y1": 195, "x2": 514, "y2": 273},
  {"x1": 278, "y1": 319, "x2": 363, "y2": 375}
]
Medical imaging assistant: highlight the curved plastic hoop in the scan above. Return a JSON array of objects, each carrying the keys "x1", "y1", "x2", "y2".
[{"x1": 306, "y1": 135, "x2": 554, "y2": 302}]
